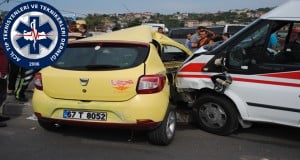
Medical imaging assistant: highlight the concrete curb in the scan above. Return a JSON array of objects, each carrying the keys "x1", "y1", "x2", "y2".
[{"x1": 1, "y1": 95, "x2": 33, "y2": 116}]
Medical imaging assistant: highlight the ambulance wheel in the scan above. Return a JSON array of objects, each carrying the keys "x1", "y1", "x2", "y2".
[{"x1": 193, "y1": 94, "x2": 238, "y2": 135}]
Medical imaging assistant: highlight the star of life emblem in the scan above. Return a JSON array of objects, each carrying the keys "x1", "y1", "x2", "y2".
[
  {"x1": 16, "y1": 16, "x2": 53, "y2": 55},
  {"x1": 0, "y1": 1, "x2": 68, "y2": 69}
]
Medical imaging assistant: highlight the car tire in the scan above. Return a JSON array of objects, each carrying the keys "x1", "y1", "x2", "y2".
[
  {"x1": 193, "y1": 94, "x2": 238, "y2": 135},
  {"x1": 147, "y1": 106, "x2": 176, "y2": 145},
  {"x1": 38, "y1": 119, "x2": 61, "y2": 131}
]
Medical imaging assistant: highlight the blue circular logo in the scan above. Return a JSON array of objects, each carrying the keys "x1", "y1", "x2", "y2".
[{"x1": 0, "y1": 1, "x2": 68, "y2": 69}]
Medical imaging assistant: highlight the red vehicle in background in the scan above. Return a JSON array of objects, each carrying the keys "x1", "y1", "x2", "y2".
[
  {"x1": 291, "y1": 27, "x2": 300, "y2": 40},
  {"x1": 277, "y1": 27, "x2": 300, "y2": 47},
  {"x1": 0, "y1": 45, "x2": 8, "y2": 107}
]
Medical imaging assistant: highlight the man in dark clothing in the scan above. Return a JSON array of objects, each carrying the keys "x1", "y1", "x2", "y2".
[
  {"x1": 14, "y1": 68, "x2": 35, "y2": 102},
  {"x1": 8, "y1": 62, "x2": 20, "y2": 94},
  {"x1": 8, "y1": 62, "x2": 34, "y2": 102}
]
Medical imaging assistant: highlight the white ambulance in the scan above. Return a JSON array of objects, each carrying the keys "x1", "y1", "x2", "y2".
[{"x1": 176, "y1": 1, "x2": 300, "y2": 135}]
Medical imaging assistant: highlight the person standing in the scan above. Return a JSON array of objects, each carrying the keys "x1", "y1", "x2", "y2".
[
  {"x1": 157, "y1": 27, "x2": 164, "y2": 34},
  {"x1": 7, "y1": 62, "x2": 20, "y2": 95},
  {"x1": 68, "y1": 21, "x2": 80, "y2": 33},
  {"x1": 7, "y1": 62, "x2": 34, "y2": 102},
  {"x1": 78, "y1": 24, "x2": 91, "y2": 37},
  {"x1": 185, "y1": 33, "x2": 192, "y2": 50},
  {"x1": 190, "y1": 26, "x2": 206, "y2": 49},
  {"x1": 222, "y1": 32, "x2": 230, "y2": 41},
  {"x1": 14, "y1": 68, "x2": 36, "y2": 102},
  {"x1": 198, "y1": 30, "x2": 214, "y2": 47},
  {"x1": 68, "y1": 20, "x2": 81, "y2": 41}
]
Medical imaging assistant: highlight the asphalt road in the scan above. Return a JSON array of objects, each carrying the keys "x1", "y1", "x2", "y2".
[{"x1": 1, "y1": 94, "x2": 300, "y2": 160}]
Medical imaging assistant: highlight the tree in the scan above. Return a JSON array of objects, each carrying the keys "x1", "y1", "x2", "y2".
[
  {"x1": 162, "y1": 19, "x2": 184, "y2": 28},
  {"x1": 0, "y1": 11, "x2": 8, "y2": 19},
  {"x1": 127, "y1": 18, "x2": 142, "y2": 27},
  {"x1": 85, "y1": 14, "x2": 104, "y2": 31}
]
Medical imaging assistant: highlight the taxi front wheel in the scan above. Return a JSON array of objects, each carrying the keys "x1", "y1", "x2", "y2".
[{"x1": 148, "y1": 106, "x2": 176, "y2": 145}]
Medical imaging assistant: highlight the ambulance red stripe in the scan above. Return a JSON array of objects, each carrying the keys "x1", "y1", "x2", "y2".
[
  {"x1": 260, "y1": 71, "x2": 300, "y2": 80},
  {"x1": 232, "y1": 77, "x2": 300, "y2": 87},
  {"x1": 179, "y1": 63, "x2": 206, "y2": 72},
  {"x1": 177, "y1": 74, "x2": 300, "y2": 88}
]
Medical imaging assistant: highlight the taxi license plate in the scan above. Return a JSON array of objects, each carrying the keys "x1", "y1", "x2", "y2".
[{"x1": 63, "y1": 110, "x2": 107, "y2": 121}]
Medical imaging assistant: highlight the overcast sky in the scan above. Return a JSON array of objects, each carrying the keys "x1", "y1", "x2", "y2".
[{"x1": 0, "y1": 0, "x2": 290, "y2": 16}]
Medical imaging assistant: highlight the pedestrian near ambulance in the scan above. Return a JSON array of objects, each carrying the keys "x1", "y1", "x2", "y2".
[
  {"x1": 190, "y1": 26, "x2": 206, "y2": 48},
  {"x1": 198, "y1": 30, "x2": 214, "y2": 47},
  {"x1": 185, "y1": 33, "x2": 193, "y2": 49},
  {"x1": 157, "y1": 26, "x2": 164, "y2": 34},
  {"x1": 222, "y1": 32, "x2": 230, "y2": 41}
]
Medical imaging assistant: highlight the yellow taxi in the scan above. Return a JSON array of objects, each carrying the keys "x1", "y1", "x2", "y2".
[{"x1": 32, "y1": 25, "x2": 192, "y2": 145}]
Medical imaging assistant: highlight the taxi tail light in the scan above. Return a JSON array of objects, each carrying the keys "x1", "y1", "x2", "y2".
[
  {"x1": 137, "y1": 75, "x2": 166, "y2": 94},
  {"x1": 34, "y1": 73, "x2": 43, "y2": 90}
]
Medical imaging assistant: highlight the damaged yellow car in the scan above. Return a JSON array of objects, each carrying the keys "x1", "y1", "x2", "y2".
[{"x1": 32, "y1": 25, "x2": 192, "y2": 145}]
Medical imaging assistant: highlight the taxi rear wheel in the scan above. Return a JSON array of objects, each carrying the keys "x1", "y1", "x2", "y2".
[{"x1": 147, "y1": 106, "x2": 176, "y2": 145}]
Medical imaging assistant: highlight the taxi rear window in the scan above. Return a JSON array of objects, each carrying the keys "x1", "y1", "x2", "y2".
[{"x1": 53, "y1": 45, "x2": 149, "y2": 70}]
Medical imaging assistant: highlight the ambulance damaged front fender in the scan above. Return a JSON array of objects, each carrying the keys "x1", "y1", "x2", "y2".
[
  {"x1": 176, "y1": 53, "x2": 216, "y2": 91},
  {"x1": 175, "y1": 51, "x2": 250, "y2": 122},
  {"x1": 176, "y1": 41, "x2": 225, "y2": 90}
]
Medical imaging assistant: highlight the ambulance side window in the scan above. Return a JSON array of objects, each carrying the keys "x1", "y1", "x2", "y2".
[
  {"x1": 261, "y1": 22, "x2": 300, "y2": 72},
  {"x1": 265, "y1": 22, "x2": 300, "y2": 65},
  {"x1": 227, "y1": 23, "x2": 269, "y2": 70},
  {"x1": 227, "y1": 21, "x2": 300, "y2": 74}
]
